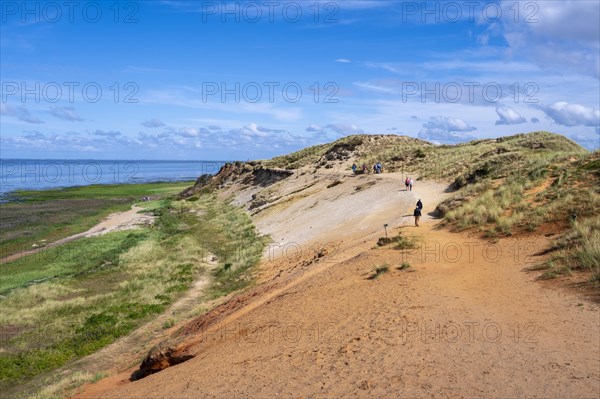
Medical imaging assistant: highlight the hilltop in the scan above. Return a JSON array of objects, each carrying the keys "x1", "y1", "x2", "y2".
[
  {"x1": 184, "y1": 130, "x2": 596, "y2": 239},
  {"x1": 39, "y1": 132, "x2": 600, "y2": 398}
]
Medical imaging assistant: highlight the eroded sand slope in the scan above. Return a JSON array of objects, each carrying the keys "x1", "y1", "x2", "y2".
[{"x1": 77, "y1": 171, "x2": 600, "y2": 398}]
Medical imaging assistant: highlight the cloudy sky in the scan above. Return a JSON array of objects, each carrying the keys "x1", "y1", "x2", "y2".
[{"x1": 1, "y1": 0, "x2": 599, "y2": 160}]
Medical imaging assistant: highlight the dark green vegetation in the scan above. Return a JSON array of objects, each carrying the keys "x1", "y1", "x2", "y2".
[
  {"x1": 0, "y1": 185, "x2": 267, "y2": 395},
  {"x1": 0, "y1": 182, "x2": 192, "y2": 259}
]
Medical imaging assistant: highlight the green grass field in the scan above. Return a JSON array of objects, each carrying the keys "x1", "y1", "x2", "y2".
[
  {"x1": 0, "y1": 182, "x2": 193, "y2": 259},
  {"x1": 0, "y1": 183, "x2": 267, "y2": 398}
]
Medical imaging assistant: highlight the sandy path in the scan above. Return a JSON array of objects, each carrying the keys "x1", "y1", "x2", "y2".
[
  {"x1": 1, "y1": 205, "x2": 153, "y2": 264},
  {"x1": 74, "y1": 174, "x2": 600, "y2": 398},
  {"x1": 254, "y1": 173, "x2": 441, "y2": 255}
]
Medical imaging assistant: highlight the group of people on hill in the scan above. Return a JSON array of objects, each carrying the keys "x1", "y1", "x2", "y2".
[
  {"x1": 351, "y1": 163, "x2": 383, "y2": 174},
  {"x1": 349, "y1": 162, "x2": 423, "y2": 227}
]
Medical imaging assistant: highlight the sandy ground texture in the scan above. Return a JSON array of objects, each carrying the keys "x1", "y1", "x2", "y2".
[
  {"x1": 74, "y1": 172, "x2": 599, "y2": 399},
  {"x1": 0, "y1": 205, "x2": 154, "y2": 264}
]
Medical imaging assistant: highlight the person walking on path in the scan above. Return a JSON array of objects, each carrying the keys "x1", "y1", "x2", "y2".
[
  {"x1": 362, "y1": 164, "x2": 367, "y2": 174},
  {"x1": 352, "y1": 163, "x2": 357, "y2": 174},
  {"x1": 405, "y1": 177, "x2": 410, "y2": 191},
  {"x1": 416, "y1": 199, "x2": 423, "y2": 210},
  {"x1": 409, "y1": 177, "x2": 414, "y2": 191},
  {"x1": 414, "y1": 206, "x2": 422, "y2": 227}
]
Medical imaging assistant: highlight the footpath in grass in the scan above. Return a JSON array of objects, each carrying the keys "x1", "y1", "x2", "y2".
[
  {"x1": 0, "y1": 190, "x2": 267, "y2": 398},
  {"x1": 0, "y1": 181, "x2": 193, "y2": 259}
]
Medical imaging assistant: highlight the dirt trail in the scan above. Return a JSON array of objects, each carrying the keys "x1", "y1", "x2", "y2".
[
  {"x1": 0, "y1": 205, "x2": 154, "y2": 264},
  {"x1": 75, "y1": 173, "x2": 599, "y2": 398}
]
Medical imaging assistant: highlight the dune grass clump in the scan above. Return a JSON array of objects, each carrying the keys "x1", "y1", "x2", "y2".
[
  {"x1": 396, "y1": 233, "x2": 418, "y2": 250},
  {"x1": 540, "y1": 217, "x2": 600, "y2": 282},
  {"x1": 368, "y1": 264, "x2": 390, "y2": 280},
  {"x1": 377, "y1": 232, "x2": 418, "y2": 250},
  {"x1": 398, "y1": 262, "x2": 411, "y2": 270}
]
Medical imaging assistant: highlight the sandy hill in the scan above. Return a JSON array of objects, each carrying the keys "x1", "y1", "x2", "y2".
[{"x1": 76, "y1": 132, "x2": 599, "y2": 398}]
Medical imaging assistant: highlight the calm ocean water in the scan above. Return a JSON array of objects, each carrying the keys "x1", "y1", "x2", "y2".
[{"x1": 0, "y1": 159, "x2": 228, "y2": 202}]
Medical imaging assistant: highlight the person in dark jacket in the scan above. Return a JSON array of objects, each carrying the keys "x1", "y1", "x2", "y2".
[
  {"x1": 416, "y1": 199, "x2": 423, "y2": 210},
  {"x1": 414, "y1": 206, "x2": 422, "y2": 227}
]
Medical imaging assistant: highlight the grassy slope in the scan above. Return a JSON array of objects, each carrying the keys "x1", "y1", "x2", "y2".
[
  {"x1": 0, "y1": 182, "x2": 193, "y2": 259},
  {"x1": 0, "y1": 189, "x2": 267, "y2": 397},
  {"x1": 261, "y1": 135, "x2": 376, "y2": 169},
  {"x1": 422, "y1": 134, "x2": 598, "y2": 282}
]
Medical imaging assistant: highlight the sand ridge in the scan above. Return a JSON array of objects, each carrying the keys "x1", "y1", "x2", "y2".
[{"x1": 73, "y1": 172, "x2": 599, "y2": 398}]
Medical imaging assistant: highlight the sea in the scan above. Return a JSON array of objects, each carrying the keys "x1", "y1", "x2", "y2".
[{"x1": 0, "y1": 159, "x2": 229, "y2": 203}]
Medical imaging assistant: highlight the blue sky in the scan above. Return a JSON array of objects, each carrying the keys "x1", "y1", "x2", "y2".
[{"x1": 1, "y1": 0, "x2": 599, "y2": 160}]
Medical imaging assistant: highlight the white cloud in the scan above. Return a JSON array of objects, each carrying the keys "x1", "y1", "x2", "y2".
[
  {"x1": 514, "y1": 0, "x2": 599, "y2": 44},
  {"x1": 325, "y1": 124, "x2": 365, "y2": 136},
  {"x1": 49, "y1": 106, "x2": 83, "y2": 121},
  {"x1": 173, "y1": 127, "x2": 200, "y2": 138},
  {"x1": 423, "y1": 116, "x2": 476, "y2": 132},
  {"x1": 141, "y1": 118, "x2": 166, "y2": 128},
  {"x1": 566, "y1": 132, "x2": 599, "y2": 151},
  {"x1": 365, "y1": 62, "x2": 400, "y2": 74},
  {"x1": 1, "y1": 103, "x2": 44, "y2": 124},
  {"x1": 541, "y1": 102, "x2": 600, "y2": 127},
  {"x1": 143, "y1": 87, "x2": 303, "y2": 122},
  {"x1": 306, "y1": 124, "x2": 325, "y2": 133},
  {"x1": 500, "y1": 0, "x2": 600, "y2": 77},
  {"x1": 92, "y1": 130, "x2": 122, "y2": 137},
  {"x1": 219, "y1": 123, "x2": 307, "y2": 151},
  {"x1": 418, "y1": 116, "x2": 477, "y2": 144},
  {"x1": 353, "y1": 81, "x2": 397, "y2": 94},
  {"x1": 495, "y1": 107, "x2": 526, "y2": 125},
  {"x1": 238, "y1": 123, "x2": 272, "y2": 139},
  {"x1": 336, "y1": 58, "x2": 352, "y2": 63}
]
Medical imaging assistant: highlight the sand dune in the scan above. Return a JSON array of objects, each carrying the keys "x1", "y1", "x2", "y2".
[{"x1": 74, "y1": 171, "x2": 599, "y2": 398}]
